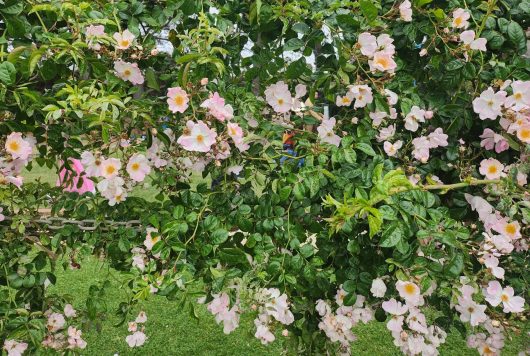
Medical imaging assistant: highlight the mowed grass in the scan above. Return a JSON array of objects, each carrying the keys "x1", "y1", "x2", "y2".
[{"x1": 25, "y1": 164, "x2": 528, "y2": 355}]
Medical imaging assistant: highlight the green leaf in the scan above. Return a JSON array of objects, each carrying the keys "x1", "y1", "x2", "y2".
[
  {"x1": 446, "y1": 59, "x2": 464, "y2": 71},
  {"x1": 284, "y1": 38, "x2": 305, "y2": 51},
  {"x1": 380, "y1": 221, "x2": 404, "y2": 247},
  {"x1": 367, "y1": 210, "x2": 383, "y2": 238},
  {"x1": 355, "y1": 143, "x2": 376, "y2": 156},
  {"x1": 292, "y1": 22, "x2": 310, "y2": 34},
  {"x1": 444, "y1": 252, "x2": 464, "y2": 277},
  {"x1": 145, "y1": 68, "x2": 160, "y2": 90},
  {"x1": 0, "y1": 61, "x2": 16, "y2": 85},
  {"x1": 0, "y1": 1, "x2": 24, "y2": 15},
  {"x1": 507, "y1": 21, "x2": 527, "y2": 54},
  {"x1": 359, "y1": 0, "x2": 378, "y2": 22},
  {"x1": 211, "y1": 229, "x2": 229, "y2": 245},
  {"x1": 343, "y1": 292, "x2": 358, "y2": 306}
]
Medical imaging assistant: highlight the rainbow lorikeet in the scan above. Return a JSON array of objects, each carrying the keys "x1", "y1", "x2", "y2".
[{"x1": 280, "y1": 130, "x2": 304, "y2": 167}]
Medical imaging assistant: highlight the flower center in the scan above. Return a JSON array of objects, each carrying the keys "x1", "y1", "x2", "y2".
[
  {"x1": 278, "y1": 98, "x2": 284, "y2": 105},
  {"x1": 131, "y1": 163, "x2": 140, "y2": 171},
  {"x1": 505, "y1": 223, "x2": 516, "y2": 235},
  {"x1": 467, "y1": 307, "x2": 474, "y2": 313},
  {"x1": 501, "y1": 294, "x2": 509, "y2": 302},
  {"x1": 487, "y1": 100, "x2": 494, "y2": 107},
  {"x1": 123, "y1": 69, "x2": 131, "y2": 76},
  {"x1": 106, "y1": 165, "x2": 116, "y2": 175},
  {"x1": 342, "y1": 97, "x2": 350, "y2": 104},
  {"x1": 487, "y1": 165, "x2": 497, "y2": 174},
  {"x1": 455, "y1": 17, "x2": 463, "y2": 26},
  {"x1": 120, "y1": 40, "x2": 130, "y2": 47},
  {"x1": 520, "y1": 128, "x2": 530, "y2": 139},
  {"x1": 196, "y1": 134, "x2": 204, "y2": 143},
  {"x1": 376, "y1": 57, "x2": 389, "y2": 68},
  {"x1": 175, "y1": 95, "x2": 184, "y2": 106},
  {"x1": 514, "y1": 92, "x2": 522, "y2": 100},
  {"x1": 404, "y1": 283, "x2": 416, "y2": 295},
  {"x1": 8, "y1": 141, "x2": 20, "y2": 152}
]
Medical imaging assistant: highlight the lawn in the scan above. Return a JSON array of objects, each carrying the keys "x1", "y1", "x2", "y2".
[{"x1": 25, "y1": 164, "x2": 528, "y2": 355}]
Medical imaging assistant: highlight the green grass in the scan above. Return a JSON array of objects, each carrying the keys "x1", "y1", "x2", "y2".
[
  {"x1": 25, "y1": 165, "x2": 529, "y2": 355},
  {"x1": 47, "y1": 258, "x2": 527, "y2": 355}
]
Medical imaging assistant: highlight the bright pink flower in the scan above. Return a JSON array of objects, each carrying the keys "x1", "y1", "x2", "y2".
[
  {"x1": 177, "y1": 120, "x2": 217, "y2": 152},
  {"x1": 167, "y1": 87, "x2": 189, "y2": 113},
  {"x1": 57, "y1": 159, "x2": 95, "y2": 194}
]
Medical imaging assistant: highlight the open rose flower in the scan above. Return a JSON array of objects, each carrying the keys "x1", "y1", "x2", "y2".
[
  {"x1": 127, "y1": 154, "x2": 151, "y2": 182},
  {"x1": 114, "y1": 60, "x2": 144, "y2": 85},
  {"x1": 177, "y1": 120, "x2": 217, "y2": 152},
  {"x1": 460, "y1": 30, "x2": 487, "y2": 52},
  {"x1": 5, "y1": 133, "x2": 32, "y2": 160},
  {"x1": 452, "y1": 8, "x2": 470, "y2": 29},
  {"x1": 201, "y1": 92, "x2": 234, "y2": 121},
  {"x1": 472, "y1": 87, "x2": 506, "y2": 120},
  {"x1": 264, "y1": 81, "x2": 293, "y2": 113},
  {"x1": 484, "y1": 281, "x2": 525, "y2": 313},
  {"x1": 479, "y1": 158, "x2": 505, "y2": 179},
  {"x1": 113, "y1": 29, "x2": 135, "y2": 49},
  {"x1": 167, "y1": 87, "x2": 189, "y2": 113}
]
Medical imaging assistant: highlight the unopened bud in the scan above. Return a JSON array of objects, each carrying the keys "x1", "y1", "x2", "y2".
[
  {"x1": 201, "y1": 77, "x2": 209, "y2": 86},
  {"x1": 282, "y1": 329, "x2": 289, "y2": 337},
  {"x1": 150, "y1": 49, "x2": 159, "y2": 56}
]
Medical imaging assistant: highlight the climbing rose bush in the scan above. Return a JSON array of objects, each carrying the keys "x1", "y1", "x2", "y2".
[{"x1": 0, "y1": 0, "x2": 528, "y2": 355}]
